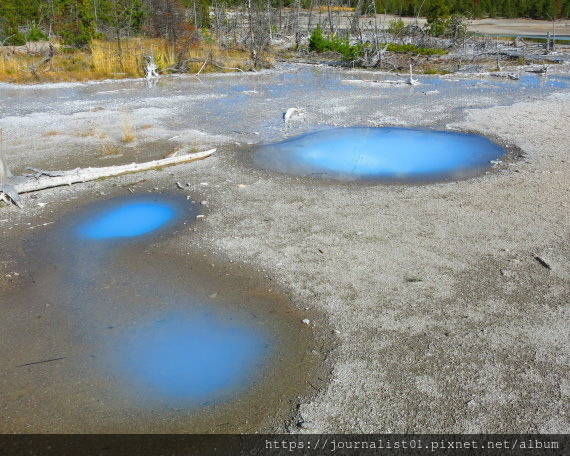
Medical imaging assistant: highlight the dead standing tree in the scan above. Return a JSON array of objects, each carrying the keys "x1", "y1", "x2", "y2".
[{"x1": 245, "y1": 0, "x2": 271, "y2": 67}]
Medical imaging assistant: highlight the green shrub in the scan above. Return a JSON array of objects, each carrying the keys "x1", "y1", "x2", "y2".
[
  {"x1": 308, "y1": 27, "x2": 363, "y2": 60},
  {"x1": 308, "y1": 27, "x2": 327, "y2": 53},
  {"x1": 1, "y1": 26, "x2": 26, "y2": 45},
  {"x1": 25, "y1": 22, "x2": 47, "y2": 41}
]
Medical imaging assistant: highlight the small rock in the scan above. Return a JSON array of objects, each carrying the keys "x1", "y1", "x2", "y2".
[
  {"x1": 237, "y1": 184, "x2": 247, "y2": 188},
  {"x1": 196, "y1": 215, "x2": 205, "y2": 219},
  {"x1": 199, "y1": 182, "x2": 209, "y2": 186},
  {"x1": 200, "y1": 201, "x2": 208, "y2": 206},
  {"x1": 302, "y1": 319, "x2": 310, "y2": 325},
  {"x1": 175, "y1": 182, "x2": 183, "y2": 189}
]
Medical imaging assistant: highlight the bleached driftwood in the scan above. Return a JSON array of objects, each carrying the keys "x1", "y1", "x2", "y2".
[{"x1": 0, "y1": 149, "x2": 215, "y2": 208}]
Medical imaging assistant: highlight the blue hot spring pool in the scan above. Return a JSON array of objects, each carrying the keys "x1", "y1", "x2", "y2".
[
  {"x1": 76, "y1": 197, "x2": 178, "y2": 239},
  {"x1": 113, "y1": 311, "x2": 270, "y2": 404},
  {"x1": 253, "y1": 127, "x2": 506, "y2": 182}
]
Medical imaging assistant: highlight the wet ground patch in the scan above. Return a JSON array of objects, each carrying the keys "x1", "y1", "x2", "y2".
[{"x1": 0, "y1": 193, "x2": 326, "y2": 432}]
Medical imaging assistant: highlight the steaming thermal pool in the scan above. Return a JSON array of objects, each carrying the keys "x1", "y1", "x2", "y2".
[{"x1": 254, "y1": 127, "x2": 506, "y2": 182}]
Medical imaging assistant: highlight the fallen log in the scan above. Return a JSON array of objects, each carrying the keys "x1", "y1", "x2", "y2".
[{"x1": 0, "y1": 148, "x2": 216, "y2": 208}]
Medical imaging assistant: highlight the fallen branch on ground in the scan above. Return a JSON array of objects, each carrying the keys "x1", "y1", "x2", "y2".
[{"x1": 0, "y1": 148, "x2": 216, "y2": 208}]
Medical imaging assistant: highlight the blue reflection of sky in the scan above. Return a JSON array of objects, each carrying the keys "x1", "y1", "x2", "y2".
[
  {"x1": 116, "y1": 312, "x2": 269, "y2": 403},
  {"x1": 77, "y1": 200, "x2": 176, "y2": 239},
  {"x1": 254, "y1": 127, "x2": 505, "y2": 181}
]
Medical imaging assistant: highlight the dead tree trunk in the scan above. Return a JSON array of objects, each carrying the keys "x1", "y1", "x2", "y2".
[{"x1": 0, "y1": 149, "x2": 215, "y2": 208}]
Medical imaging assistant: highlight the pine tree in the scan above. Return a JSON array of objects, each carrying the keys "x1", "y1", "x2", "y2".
[{"x1": 54, "y1": 0, "x2": 96, "y2": 47}]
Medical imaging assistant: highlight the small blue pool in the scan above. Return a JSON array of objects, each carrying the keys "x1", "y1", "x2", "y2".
[
  {"x1": 114, "y1": 312, "x2": 270, "y2": 405},
  {"x1": 76, "y1": 198, "x2": 178, "y2": 239},
  {"x1": 253, "y1": 127, "x2": 506, "y2": 182}
]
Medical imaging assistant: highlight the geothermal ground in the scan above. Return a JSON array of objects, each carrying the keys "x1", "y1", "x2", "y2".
[{"x1": 0, "y1": 61, "x2": 568, "y2": 433}]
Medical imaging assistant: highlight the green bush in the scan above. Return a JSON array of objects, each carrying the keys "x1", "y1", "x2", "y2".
[
  {"x1": 1, "y1": 26, "x2": 26, "y2": 45},
  {"x1": 308, "y1": 27, "x2": 363, "y2": 60},
  {"x1": 25, "y1": 22, "x2": 47, "y2": 41},
  {"x1": 308, "y1": 27, "x2": 328, "y2": 53}
]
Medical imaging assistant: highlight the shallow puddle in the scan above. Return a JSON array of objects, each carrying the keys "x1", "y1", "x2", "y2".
[
  {"x1": 253, "y1": 127, "x2": 506, "y2": 182},
  {"x1": 0, "y1": 193, "x2": 323, "y2": 432}
]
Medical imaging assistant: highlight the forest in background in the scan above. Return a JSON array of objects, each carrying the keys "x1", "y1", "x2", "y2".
[{"x1": 1, "y1": 0, "x2": 570, "y2": 48}]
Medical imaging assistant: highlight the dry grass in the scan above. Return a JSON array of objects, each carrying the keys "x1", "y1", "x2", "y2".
[
  {"x1": 75, "y1": 128, "x2": 107, "y2": 139},
  {"x1": 43, "y1": 130, "x2": 59, "y2": 137},
  {"x1": 0, "y1": 37, "x2": 253, "y2": 83},
  {"x1": 183, "y1": 42, "x2": 252, "y2": 73},
  {"x1": 91, "y1": 38, "x2": 176, "y2": 77},
  {"x1": 121, "y1": 113, "x2": 136, "y2": 143},
  {"x1": 139, "y1": 124, "x2": 153, "y2": 130},
  {"x1": 0, "y1": 53, "x2": 22, "y2": 78},
  {"x1": 189, "y1": 139, "x2": 203, "y2": 153},
  {"x1": 0, "y1": 48, "x2": 94, "y2": 83},
  {"x1": 99, "y1": 141, "x2": 121, "y2": 157}
]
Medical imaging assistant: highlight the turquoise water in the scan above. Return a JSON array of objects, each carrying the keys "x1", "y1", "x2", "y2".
[
  {"x1": 76, "y1": 199, "x2": 177, "y2": 239},
  {"x1": 114, "y1": 312, "x2": 270, "y2": 404},
  {"x1": 254, "y1": 127, "x2": 505, "y2": 182}
]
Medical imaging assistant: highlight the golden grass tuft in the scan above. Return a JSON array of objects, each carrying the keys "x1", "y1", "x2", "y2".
[
  {"x1": 43, "y1": 130, "x2": 59, "y2": 137},
  {"x1": 0, "y1": 37, "x2": 254, "y2": 83},
  {"x1": 99, "y1": 141, "x2": 121, "y2": 157},
  {"x1": 121, "y1": 113, "x2": 136, "y2": 143},
  {"x1": 183, "y1": 42, "x2": 252, "y2": 73},
  {"x1": 91, "y1": 38, "x2": 176, "y2": 77}
]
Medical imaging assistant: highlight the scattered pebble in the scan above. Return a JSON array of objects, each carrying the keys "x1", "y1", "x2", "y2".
[
  {"x1": 196, "y1": 215, "x2": 205, "y2": 219},
  {"x1": 302, "y1": 319, "x2": 310, "y2": 325}
]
